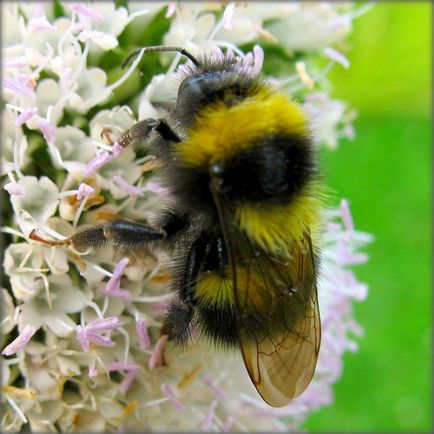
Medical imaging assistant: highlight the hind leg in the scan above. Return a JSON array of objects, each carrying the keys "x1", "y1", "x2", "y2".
[
  {"x1": 161, "y1": 233, "x2": 209, "y2": 344},
  {"x1": 30, "y1": 220, "x2": 165, "y2": 252},
  {"x1": 30, "y1": 209, "x2": 190, "y2": 253},
  {"x1": 161, "y1": 234, "x2": 232, "y2": 346}
]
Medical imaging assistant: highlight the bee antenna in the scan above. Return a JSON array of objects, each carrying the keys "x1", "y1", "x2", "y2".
[{"x1": 122, "y1": 45, "x2": 201, "y2": 69}]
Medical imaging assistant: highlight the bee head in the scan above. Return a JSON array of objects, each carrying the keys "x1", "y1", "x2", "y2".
[{"x1": 176, "y1": 71, "x2": 253, "y2": 126}]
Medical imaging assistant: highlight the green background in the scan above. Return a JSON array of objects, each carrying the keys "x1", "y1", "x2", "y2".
[{"x1": 305, "y1": 2, "x2": 432, "y2": 432}]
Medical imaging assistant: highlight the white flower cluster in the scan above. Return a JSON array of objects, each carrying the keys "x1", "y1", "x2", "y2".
[{"x1": 2, "y1": 2, "x2": 372, "y2": 432}]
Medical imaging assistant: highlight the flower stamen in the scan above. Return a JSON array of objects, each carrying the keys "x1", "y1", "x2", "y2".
[
  {"x1": 201, "y1": 400, "x2": 218, "y2": 431},
  {"x1": 148, "y1": 335, "x2": 169, "y2": 369},
  {"x1": 160, "y1": 384, "x2": 186, "y2": 411},
  {"x1": 2, "y1": 325, "x2": 36, "y2": 356}
]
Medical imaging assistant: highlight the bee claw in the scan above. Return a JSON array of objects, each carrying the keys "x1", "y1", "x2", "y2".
[{"x1": 29, "y1": 230, "x2": 71, "y2": 247}]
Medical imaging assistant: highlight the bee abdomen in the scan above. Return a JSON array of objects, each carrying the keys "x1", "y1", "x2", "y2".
[{"x1": 196, "y1": 304, "x2": 238, "y2": 348}]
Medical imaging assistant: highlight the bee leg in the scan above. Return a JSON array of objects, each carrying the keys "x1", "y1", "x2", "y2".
[
  {"x1": 161, "y1": 300, "x2": 195, "y2": 346},
  {"x1": 100, "y1": 220, "x2": 165, "y2": 251},
  {"x1": 202, "y1": 236, "x2": 228, "y2": 272},
  {"x1": 30, "y1": 220, "x2": 165, "y2": 253},
  {"x1": 178, "y1": 234, "x2": 209, "y2": 305},
  {"x1": 158, "y1": 209, "x2": 190, "y2": 244},
  {"x1": 116, "y1": 118, "x2": 180, "y2": 150},
  {"x1": 161, "y1": 233, "x2": 209, "y2": 344}
]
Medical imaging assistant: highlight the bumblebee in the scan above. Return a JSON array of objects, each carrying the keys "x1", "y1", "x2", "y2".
[{"x1": 32, "y1": 46, "x2": 321, "y2": 407}]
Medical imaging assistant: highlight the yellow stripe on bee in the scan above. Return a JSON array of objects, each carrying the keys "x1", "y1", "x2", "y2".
[
  {"x1": 195, "y1": 271, "x2": 235, "y2": 307},
  {"x1": 195, "y1": 268, "x2": 271, "y2": 309},
  {"x1": 176, "y1": 87, "x2": 308, "y2": 166},
  {"x1": 236, "y1": 183, "x2": 323, "y2": 254}
]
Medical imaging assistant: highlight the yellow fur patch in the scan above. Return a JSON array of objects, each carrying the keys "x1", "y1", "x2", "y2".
[
  {"x1": 236, "y1": 182, "x2": 323, "y2": 254},
  {"x1": 195, "y1": 271, "x2": 234, "y2": 306},
  {"x1": 176, "y1": 87, "x2": 308, "y2": 166},
  {"x1": 195, "y1": 267, "x2": 272, "y2": 309}
]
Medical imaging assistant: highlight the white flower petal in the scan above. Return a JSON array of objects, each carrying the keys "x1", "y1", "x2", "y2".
[
  {"x1": 92, "y1": 33, "x2": 118, "y2": 50},
  {"x1": 24, "y1": 362, "x2": 62, "y2": 400},
  {"x1": 89, "y1": 107, "x2": 135, "y2": 141},
  {"x1": 18, "y1": 298, "x2": 44, "y2": 331},
  {"x1": 1, "y1": 362, "x2": 11, "y2": 387},
  {"x1": 66, "y1": 409, "x2": 106, "y2": 432},
  {"x1": 2, "y1": 108, "x2": 29, "y2": 176},
  {"x1": 1, "y1": 289, "x2": 16, "y2": 334},
  {"x1": 76, "y1": 68, "x2": 108, "y2": 109},
  {"x1": 34, "y1": 79, "x2": 64, "y2": 123},
  {"x1": 44, "y1": 312, "x2": 77, "y2": 338},
  {"x1": 89, "y1": 4, "x2": 129, "y2": 37},
  {"x1": 11, "y1": 176, "x2": 59, "y2": 228},
  {"x1": 266, "y1": 5, "x2": 352, "y2": 51},
  {"x1": 27, "y1": 401, "x2": 64, "y2": 431},
  {"x1": 51, "y1": 126, "x2": 94, "y2": 172},
  {"x1": 10, "y1": 274, "x2": 44, "y2": 302},
  {"x1": 4, "y1": 243, "x2": 44, "y2": 276},
  {"x1": 50, "y1": 278, "x2": 86, "y2": 313}
]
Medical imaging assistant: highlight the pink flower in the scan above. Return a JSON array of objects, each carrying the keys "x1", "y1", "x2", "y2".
[
  {"x1": 251, "y1": 45, "x2": 265, "y2": 76},
  {"x1": 2, "y1": 325, "x2": 36, "y2": 356},
  {"x1": 70, "y1": 3, "x2": 104, "y2": 21},
  {"x1": 15, "y1": 107, "x2": 37, "y2": 127},
  {"x1": 83, "y1": 152, "x2": 113, "y2": 178},
  {"x1": 165, "y1": 2, "x2": 177, "y2": 18},
  {"x1": 161, "y1": 383, "x2": 186, "y2": 411},
  {"x1": 222, "y1": 416, "x2": 234, "y2": 432},
  {"x1": 38, "y1": 118, "x2": 56, "y2": 143},
  {"x1": 340, "y1": 198, "x2": 354, "y2": 231},
  {"x1": 222, "y1": 3, "x2": 236, "y2": 30},
  {"x1": 78, "y1": 30, "x2": 105, "y2": 43},
  {"x1": 83, "y1": 143, "x2": 124, "y2": 178},
  {"x1": 5, "y1": 56, "x2": 27, "y2": 68},
  {"x1": 112, "y1": 175, "x2": 142, "y2": 197},
  {"x1": 202, "y1": 375, "x2": 228, "y2": 399},
  {"x1": 3, "y1": 76, "x2": 36, "y2": 100},
  {"x1": 1, "y1": 3, "x2": 372, "y2": 430},
  {"x1": 201, "y1": 400, "x2": 218, "y2": 431},
  {"x1": 148, "y1": 334, "x2": 169, "y2": 369},
  {"x1": 76, "y1": 316, "x2": 123, "y2": 352},
  {"x1": 324, "y1": 47, "x2": 350, "y2": 68},
  {"x1": 4, "y1": 182, "x2": 26, "y2": 197},
  {"x1": 212, "y1": 45, "x2": 264, "y2": 78},
  {"x1": 59, "y1": 66, "x2": 73, "y2": 89},
  {"x1": 112, "y1": 141, "x2": 124, "y2": 157},
  {"x1": 107, "y1": 362, "x2": 140, "y2": 392},
  {"x1": 28, "y1": 16, "x2": 56, "y2": 33},
  {"x1": 99, "y1": 258, "x2": 131, "y2": 299},
  {"x1": 76, "y1": 183, "x2": 95, "y2": 200},
  {"x1": 88, "y1": 366, "x2": 98, "y2": 377},
  {"x1": 145, "y1": 182, "x2": 171, "y2": 198},
  {"x1": 136, "y1": 318, "x2": 150, "y2": 350}
]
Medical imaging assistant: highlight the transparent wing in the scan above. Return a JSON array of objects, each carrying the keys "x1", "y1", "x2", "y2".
[{"x1": 233, "y1": 230, "x2": 321, "y2": 408}]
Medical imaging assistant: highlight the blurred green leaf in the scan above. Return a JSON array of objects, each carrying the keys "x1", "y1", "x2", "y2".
[{"x1": 329, "y1": 2, "x2": 431, "y2": 116}]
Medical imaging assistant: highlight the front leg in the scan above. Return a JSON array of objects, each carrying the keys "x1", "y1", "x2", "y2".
[{"x1": 116, "y1": 118, "x2": 180, "y2": 152}]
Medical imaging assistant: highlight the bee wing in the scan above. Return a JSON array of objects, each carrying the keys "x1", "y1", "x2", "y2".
[{"x1": 235, "y1": 231, "x2": 321, "y2": 407}]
